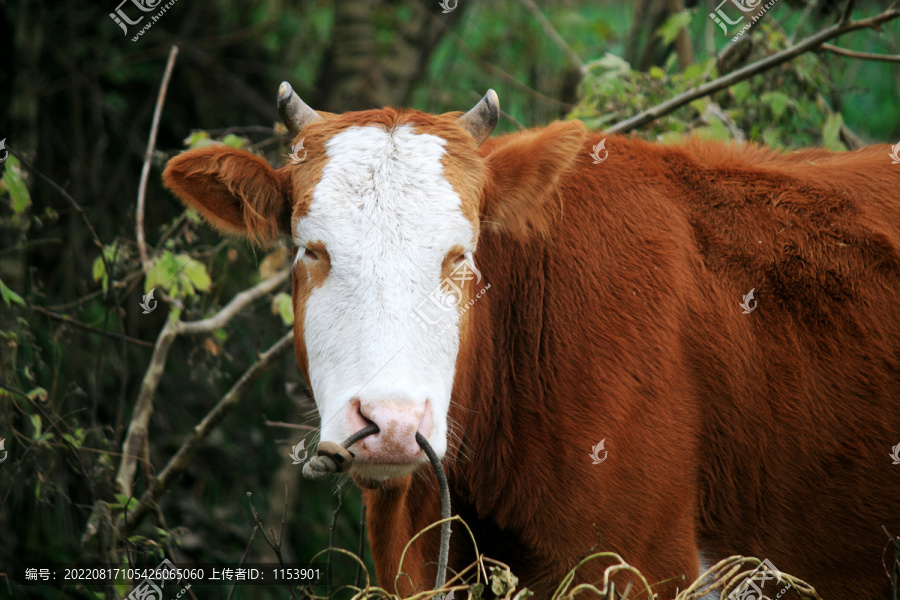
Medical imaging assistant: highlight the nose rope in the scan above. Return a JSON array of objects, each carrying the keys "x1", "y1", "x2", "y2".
[
  {"x1": 415, "y1": 431, "x2": 452, "y2": 591},
  {"x1": 301, "y1": 425, "x2": 452, "y2": 591},
  {"x1": 301, "y1": 424, "x2": 380, "y2": 479}
]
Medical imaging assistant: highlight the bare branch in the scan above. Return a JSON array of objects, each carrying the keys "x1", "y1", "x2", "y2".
[
  {"x1": 121, "y1": 330, "x2": 294, "y2": 532},
  {"x1": 7, "y1": 147, "x2": 110, "y2": 279},
  {"x1": 607, "y1": 5, "x2": 900, "y2": 134},
  {"x1": 227, "y1": 524, "x2": 259, "y2": 600},
  {"x1": 137, "y1": 45, "x2": 179, "y2": 271},
  {"x1": 115, "y1": 268, "x2": 290, "y2": 494},
  {"x1": 205, "y1": 125, "x2": 278, "y2": 137},
  {"x1": 327, "y1": 486, "x2": 343, "y2": 597},
  {"x1": 704, "y1": 103, "x2": 746, "y2": 142},
  {"x1": 840, "y1": 0, "x2": 856, "y2": 25},
  {"x1": 819, "y1": 42, "x2": 900, "y2": 62},
  {"x1": 179, "y1": 268, "x2": 290, "y2": 334},
  {"x1": 116, "y1": 317, "x2": 179, "y2": 494},
  {"x1": 451, "y1": 33, "x2": 572, "y2": 110},
  {"x1": 279, "y1": 483, "x2": 289, "y2": 546},
  {"x1": 516, "y1": 0, "x2": 583, "y2": 70},
  {"x1": 500, "y1": 107, "x2": 527, "y2": 130},
  {"x1": 30, "y1": 305, "x2": 154, "y2": 348},
  {"x1": 355, "y1": 502, "x2": 367, "y2": 588},
  {"x1": 247, "y1": 489, "x2": 299, "y2": 600}
]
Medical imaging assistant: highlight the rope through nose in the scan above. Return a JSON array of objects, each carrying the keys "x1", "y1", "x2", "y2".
[
  {"x1": 301, "y1": 424, "x2": 380, "y2": 479},
  {"x1": 301, "y1": 425, "x2": 452, "y2": 592},
  {"x1": 416, "y1": 431, "x2": 451, "y2": 590}
]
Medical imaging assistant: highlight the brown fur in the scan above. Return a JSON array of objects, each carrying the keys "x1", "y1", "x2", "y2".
[
  {"x1": 164, "y1": 108, "x2": 900, "y2": 600},
  {"x1": 302, "y1": 240, "x2": 331, "y2": 288}
]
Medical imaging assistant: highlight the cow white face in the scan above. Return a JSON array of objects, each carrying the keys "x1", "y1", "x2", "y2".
[
  {"x1": 294, "y1": 124, "x2": 478, "y2": 480},
  {"x1": 163, "y1": 83, "x2": 585, "y2": 483}
]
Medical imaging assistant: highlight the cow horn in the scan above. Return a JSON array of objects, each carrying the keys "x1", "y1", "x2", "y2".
[
  {"x1": 459, "y1": 89, "x2": 499, "y2": 145},
  {"x1": 278, "y1": 81, "x2": 322, "y2": 136}
]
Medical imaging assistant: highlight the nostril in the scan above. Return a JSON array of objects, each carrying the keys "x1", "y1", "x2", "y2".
[
  {"x1": 418, "y1": 400, "x2": 434, "y2": 439},
  {"x1": 347, "y1": 398, "x2": 374, "y2": 432},
  {"x1": 357, "y1": 400, "x2": 374, "y2": 423}
]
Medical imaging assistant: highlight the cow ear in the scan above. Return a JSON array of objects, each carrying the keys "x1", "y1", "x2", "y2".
[
  {"x1": 480, "y1": 120, "x2": 587, "y2": 238},
  {"x1": 163, "y1": 145, "x2": 291, "y2": 246}
]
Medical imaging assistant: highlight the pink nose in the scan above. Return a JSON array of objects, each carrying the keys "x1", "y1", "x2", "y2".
[{"x1": 347, "y1": 399, "x2": 434, "y2": 462}]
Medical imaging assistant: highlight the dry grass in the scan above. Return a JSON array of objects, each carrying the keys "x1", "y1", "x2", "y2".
[{"x1": 297, "y1": 516, "x2": 823, "y2": 600}]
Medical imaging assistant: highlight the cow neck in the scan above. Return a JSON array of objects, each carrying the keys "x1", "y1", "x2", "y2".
[{"x1": 446, "y1": 228, "x2": 552, "y2": 518}]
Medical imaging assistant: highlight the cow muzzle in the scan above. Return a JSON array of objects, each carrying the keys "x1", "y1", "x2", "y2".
[
  {"x1": 300, "y1": 413, "x2": 452, "y2": 591},
  {"x1": 347, "y1": 398, "x2": 434, "y2": 464}
]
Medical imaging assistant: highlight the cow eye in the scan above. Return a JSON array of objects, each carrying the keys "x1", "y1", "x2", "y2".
[
  {"x1": 453, "y1": 253, "x2": 466, "y2": 266},
  {"x1": 304, "y1": 247, "x2": 318, "y2": 260}
]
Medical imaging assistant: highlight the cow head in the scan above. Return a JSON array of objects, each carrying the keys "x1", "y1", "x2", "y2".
[{"x1": 163, "y1": 83, "x2": 585, "y2": 482}]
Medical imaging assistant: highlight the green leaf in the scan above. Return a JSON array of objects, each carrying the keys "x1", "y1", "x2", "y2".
[
  {"x1": 489, "y1": 567, "x2": 518, "y2": 596},
  {"x1": 221, "y1": 133, "x2": 247, "y2": 149},
  {"x1": 185, "y1": 208, "x2": 202, "y2": 225},
  {"x1": 181, "y1": 257, "x2": 211, "y2": 292},
  {"x1": 578, "y1": 116, "x2": 615, "y2": 130},
  {"x1": 658, "y1": 130, "x2": 687, "y2": 145},
  {"x1": 682, "y1": 60, "x2": 710, "y2": 80},
  {"x1": 656, "y1": 9, "x2": 693, "y2": 46},
  {"x1": 689, "y1": 98, "x2": 708, "y2": 114},
  {"x1": 2, "y1": 155, "x2": 32, "y2": 215},
  {"x1": 147, "y1": 252, "x2": 213, "y2": 298},
  {"x1": 168, "y1": 306, "x2": 182, "y2": 322},
  {"x1": 590, "y1": 53, "x2": 632, "y2": 77},
  {"x1": 145, "y1": 251, "x2": 174, "y2": 293},
  {"x1": 760, "y1": 91, "x2": 793, "y2": 120},
  {"x1": 62, "y1": 428, "x2": 84, "y2": 447},
  {"x1": 92, "y1": 255, "x2": 105, "y2": 282},
  {"x1": 822, "y1": 112, "x2": 847, "y2": 152},
  {"x1": 0, "y1": 278, "x2": 25, "y2": 307},
  {"x1": 762, "y1": 127, "x2": 784, "y2": 149},
  {"x1": 30, "y1": 414, "x2": 42, "y2": 440},
  {"x1": 732, "y1": 82, "x2": 751, "y2": 105},
  {"x1": 663, "y1": 51, "x2": 678, "y2": 74},
  {"x1": 273, "y1": 292, "x2": 294, "y2": 326},
  {"x1": 92, "y1": 243, "x2": 121, "y2": 292},
  {"x1": 183, "y1": 130, "x2": 212, "y2": 149},
  {"x1": 693, "y1": 119, "x2": 733, "y2": 142},
  {"x1": 27, "y1": 387, "x2": 48, "y2": 402},
  {"x1": 148, "y1": 251, "x2": 180, "y2": 293},
  {"x1": 710, "y1": 118, "x2": 732, "y2": 141},
  {"x1": 469, "y1": 582, "x2": 485, "y2": 600}
]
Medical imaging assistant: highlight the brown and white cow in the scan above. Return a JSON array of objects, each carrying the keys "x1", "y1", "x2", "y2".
[{"x1": 163, "y1": 82, "x2": 900, "y2": 599}]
